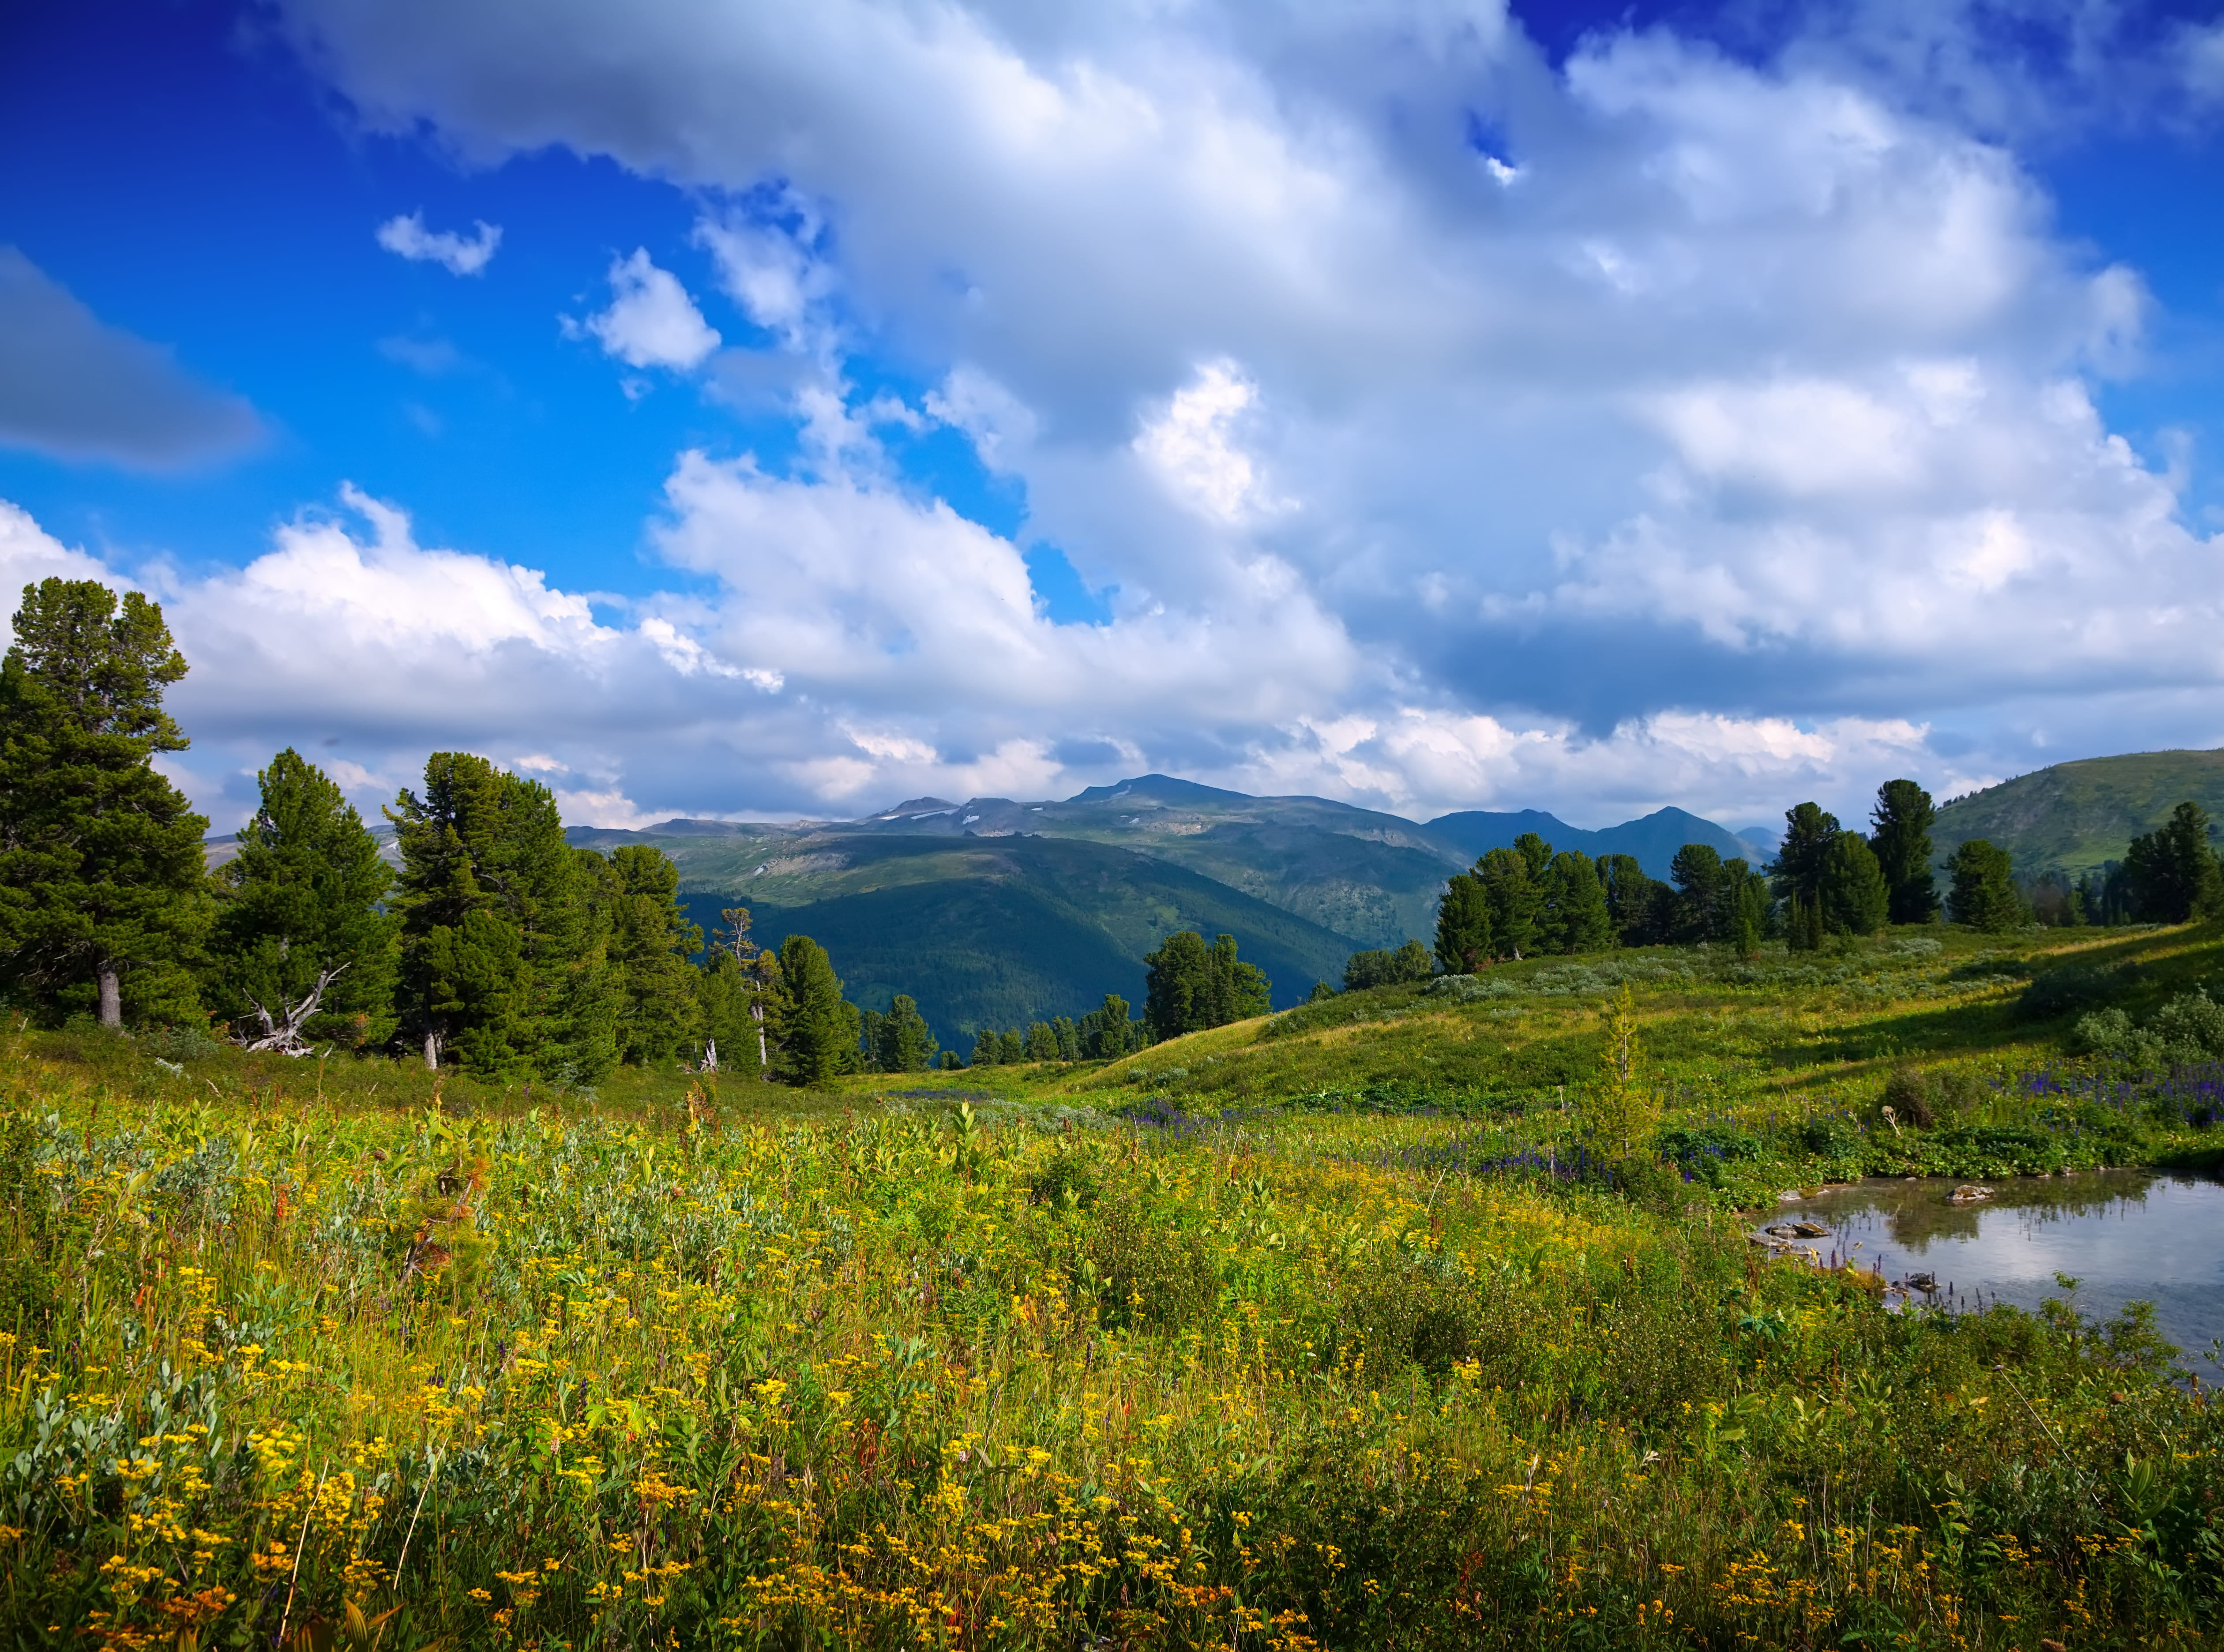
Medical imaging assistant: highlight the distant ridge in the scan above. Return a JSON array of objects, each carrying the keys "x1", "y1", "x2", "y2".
[
  {"x1": 1425, "y1": 805, "x2": 1754, "y2": 881},
  {"x1": 1933, "y1": 748, "x2": 2224, "y2": 875}
]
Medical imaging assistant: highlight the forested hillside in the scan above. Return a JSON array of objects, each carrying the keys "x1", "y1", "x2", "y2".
[{"x1": 1935, "y1": 748, "x2": 2224, "y2": 875}]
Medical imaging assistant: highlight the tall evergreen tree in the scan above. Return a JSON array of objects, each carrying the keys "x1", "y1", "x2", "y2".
[
  {"x1": 769, "y1": 933, "x2": 852, "y2": 1086},
  {"x1": 208, "y1": 748, "x2": 398, "y2": 1051},
  {"x1": 1539, "y1": 850, "x2": 1613, "y2": 954},
  {"x1": 1475, "y1": 844, "x2": 1542, "y2": 959},
  {"x1": 1144, "y1": 930, "x2": 1271, "y2": 1040},
  {"x1": 0, "y1": 579, "x2": 208, "y2": 1026},
  {"x1": 1946, "y1": 839, "x2": 2021, "y2": 932},
  {"x1": 604, "y1": 845, "x2": 703, "y2": 1066},
  {"x1": 1600, "y1": 854, "x2": 1666, "y2": 946},
  {"x1": 387, "y1": 753, "x2": 607, "y2": 1077},
  {"x1": 2122, "y1": 801, "x2": 2224, "y2": 924},
  {"x1": 1433, "y1": 870, "x2": 1492, "y2": 973},
  {"x1": 1770, "y1": 803, "x2": 1841, "y2": 951},
  {"x1": 1869, "y1": 780, "x2": 1939, "y2": 924},
  {"x1": 1724, "y1": 857, "x2": 1770, "y2": 957},
  {"x1": 1668, "y1": 843, "x2": 1728, "y2": 944},
  {"x1": 1820, "y1": 832, "x2": 1891, "y2": 936},
  {"x1": 1078, "y1": 993, "x2": 1145, "y2": 1057},
  {"x1": 871, "y1": 993, "x2": 938, "y2": 1071}
]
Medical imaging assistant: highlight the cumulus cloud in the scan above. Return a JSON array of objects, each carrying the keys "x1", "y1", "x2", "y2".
[
  {"x1": 374, "y1": 210, "x2": 502, "y2": 274},
  {"x1": 567, "y1": 249, "x2": 720, "y2": 372},
  {"x1": 153, "y1": 0, "x2": 2224, "y2": 826},
  {"x1": 0, "y1": 247, "x2": 261, "y2": 468}
]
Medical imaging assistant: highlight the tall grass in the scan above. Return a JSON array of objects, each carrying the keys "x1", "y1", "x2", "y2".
[{"x1": 4, "y1": 1042, "x2": 2219, "y2": 1648}]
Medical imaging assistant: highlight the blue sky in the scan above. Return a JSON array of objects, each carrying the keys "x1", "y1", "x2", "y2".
[{"x1": 2, "y1": 0, "x2": 2222, "y2": 834}]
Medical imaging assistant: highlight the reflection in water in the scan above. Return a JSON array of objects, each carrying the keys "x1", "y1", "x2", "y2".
[{"x1": 1777, "y1": 1172, "x2": 2224, "y2": 1368}]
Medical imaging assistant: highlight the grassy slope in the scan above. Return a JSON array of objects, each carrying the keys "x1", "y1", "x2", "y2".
[{"x1": 1934, "y1": 747, "x2": 2224, "y2": 874}]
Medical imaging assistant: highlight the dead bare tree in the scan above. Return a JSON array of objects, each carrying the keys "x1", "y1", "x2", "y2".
[{"x1": 236, "y1": 964, "x2": 347, "y2": 1057}]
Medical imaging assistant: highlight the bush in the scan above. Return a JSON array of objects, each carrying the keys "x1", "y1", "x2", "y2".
[
  {"x1": 1343, "y1": 940, "x2": 1434, "y2": 991},
  {"x1": 1025, "y1": 1146, "x2": 1101, "y2": 1210},
  {"x1": 1881, "y1": 1066, "x2": 1934, "y2": 1129},
  {"x1": 1797, "y1": 1111, "x2": 1864, "y2": 1158},
  {"x1": 2078, "y1": 990, "x2": 2224, "y2": 1068}
]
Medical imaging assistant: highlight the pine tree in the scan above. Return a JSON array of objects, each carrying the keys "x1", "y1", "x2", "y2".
[
  {"x1": 695, "y1": 950, "x2": 756, "y2": 1071},
  {"x1": 970, "y1": 1025, "x2": 1003, "y2": 1066},
  {"x1": 1946, "y1": 839, "x2": 2021, "y2": 932},
  {"x1": 388, "y1": 753, "x2": 605, "y2": 1078},
  {"x1": 1078, "y1": 993, "x2": 1143, "y2": 1057},
  {"x1": 1820, "y1": 833, "x2": 1890, "y2": 936},
  {"x1": 1540, "y1": 850, "x2": 1613, "y2": 954},
  {"x1": 605, "y1": 845, "x2": 703, "y2": 1066},
  {"x1": 873, "y1": 993, "x2": 938, "y2": 1071},
  {"x1": 0, "y1": 579, "x2": 208, "y2": 1026},
  {"x1": 1600, "y1": 854, "x2": 1665, "y2": 946},
  {"x1": 1869, "y1": 780, "x2": 1939, "y2": 924},
  {"x1": 1770, "y1": 803, "x2": 1841, "y2": 951},
  {"x1": 1668, "y1": 843, "x2": 1728, "y2": 944},
  {"x1": 1476, "y1": 845, "x2": 1542, "y2": 959},
  {"x1": 1145, "y1": 930, "x2": 1271, "y2": 1040},
  {"x1": 2122, "y1": 801, "x2": 2224, "y2": 923},
  {"x1": 1434, "y1": 870, "x2": 1491, "y2": 973},
  {"x1": 208, "y1": 748, "x2": 397, "y2": 1052},
  {"x1": 1724, "y1": 859, "x2": 1770, "y2": 958},
  {"x1": 768, "y1": 933, "x2": 851, "y2": 1086},
  {"x1": 1343, "y1": 939, "x2": 1433, "y2": 990}
]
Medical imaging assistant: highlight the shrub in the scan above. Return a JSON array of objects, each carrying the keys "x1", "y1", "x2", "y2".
[
  {"x1": 1025, "y1": 1146, "x2": 1101, "y2": 1210},
  {"x1": 1881, "y1": 1066, "x2": 1934, "y2": 1129}
]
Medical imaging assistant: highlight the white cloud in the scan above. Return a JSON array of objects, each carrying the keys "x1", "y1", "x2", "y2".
[
  {"x1": 567, "y1": 249, "x2": 720, "y2": 371},
  {"x1": 144, "y1": 0, "x2": 2224, "y2": 828},
  {"x1": 1133, "y1": 361, "x2": 1282, "y2": 526},
  {"x1": 374, "y1": 211, "x2": 503, "y2": 275}
]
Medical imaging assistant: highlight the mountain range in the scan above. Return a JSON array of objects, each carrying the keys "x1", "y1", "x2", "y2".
[{"x1": 566, "y1": 773, "x2": 1767, "y2": 1044}]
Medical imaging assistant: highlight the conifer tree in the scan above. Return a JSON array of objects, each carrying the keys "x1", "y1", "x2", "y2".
[
  {"x1": 604, "y1": 844, "x2": 703, "y2": 1066},
  {"x1": 1770, "y1": 803, "x2": 1841, "y2": 951},
  {"x1": 208, "y1": 748, "x2": 398, "y2": 1051},
  {"x1": 0, "y1": 579, "x2": 208, "y2": 1025},
  {"x1": 1668, "y1": 843, "x2": 1728, "y2": 944},
  {"x1": 1434, "y1": 869, "x2": 1492, "y2": 973},
  {"x1": 1540, "y1": 850, "x2": 1613, "y2": 954},
  {"x1": 2123, "y1": 801, "x2": 2224, "y2": 923},
  {"x1": 1144, "y1": 930, "x2": 1271, "y2": 1040},
  {"x1": 388, "y1": 753, "x2": 609, "y2": 1078},
  {"x1": 1600, "y1": 854, "x2": 1665, "y2": 945},
  {"x1": 768, "y1": 933, "x2": 852, "y2": 1086},
  {"x1": 1475, "y1": 845, "x2": 1542, "y2": 959},
  {"x1": 1820, "y1": 832, "x2": 1891, "y2": 937},
  {"x1": 872, "y1": 993, "x2": 938, "y2": 1071},
  {"x1": 1869, "y1": 780, "x2": 1939, "y2": 924},
  {"x1": 1946, "y1": 839, "x2": 2021, "y2": 932},
  {"x1": 970, "y1": 1026, "x2": 1002, "y2": 1066}
]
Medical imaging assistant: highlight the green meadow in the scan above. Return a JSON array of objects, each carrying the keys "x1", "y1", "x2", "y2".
[{"x1": 5, "y1": 920, "x2": 2223, "y2": 1649}]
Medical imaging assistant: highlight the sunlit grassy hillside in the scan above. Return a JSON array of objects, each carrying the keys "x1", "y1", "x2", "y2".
[{"x1": 5, "y1": 921, "x2": 2223, "y2": 1648}]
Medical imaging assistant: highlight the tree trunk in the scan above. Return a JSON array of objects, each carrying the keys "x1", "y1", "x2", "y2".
[
  {"x1": 423, "y1": 1029, "x2": 442, "y2": 1070},
  {"x1": 702, "y1": 1036, "x2": 718, "y2": 1073},
  {"x1": 98, "y1": 965, "x2": 122, "y2": 1029},
  {"x1": 754, "y1": 1001, "x2": 767, "y2": 1068}
]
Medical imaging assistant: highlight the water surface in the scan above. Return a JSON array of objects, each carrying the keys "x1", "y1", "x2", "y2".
[{"x1": 1775, "y1": 1172, "x2": 2224, "y2": 1369}]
